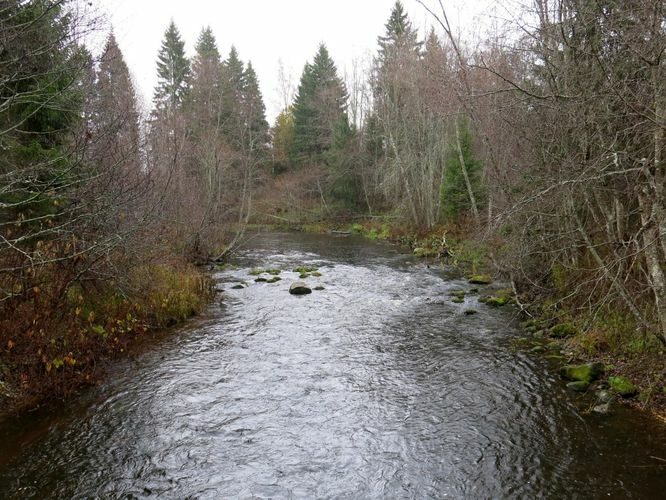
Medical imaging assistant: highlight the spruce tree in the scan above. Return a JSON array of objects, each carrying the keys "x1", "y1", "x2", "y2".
[
  {"x1": 241, "y1": 62, "x2": 269, "y2": 150},
  {"x1": 94, "y1": 32, "x2": 140, "y2": 167},
  {"x1": 220, "y1": 46, "x2": 245, "y2": 147},
  {"x1": 153, "y1": 20, "x2": 190, "y2": 111},
  {"x1": 190, "y1": 27, "x2": 222, "y2": 128},
  {"x1": 377, "y1": 1, "x2": 421, "y2": 66},
  {"x1": 291, "y1": 44, "x2": 349, "y2": 164}
]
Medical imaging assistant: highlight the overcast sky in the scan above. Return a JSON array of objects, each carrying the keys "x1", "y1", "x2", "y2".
[{"x1": 91, "y1": 0, "x2": 494, "y2": 123}]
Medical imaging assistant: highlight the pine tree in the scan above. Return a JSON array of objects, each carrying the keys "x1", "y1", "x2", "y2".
[
  {"x1": 153, "y1": 20, "x2": 190, "y2": 111},
  {"x1": 291, "y1": 44, "x2": 349, "y2": 164}
]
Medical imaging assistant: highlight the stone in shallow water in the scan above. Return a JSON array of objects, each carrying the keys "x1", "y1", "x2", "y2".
[
  {"x1": 560, "y1": 363, "x2": 604, "y2": 383},
  {"x1": 289, "y1": 281, "x2": 312, "y2": 295},
  {"x1": 566, "y1": 381, "x2": 590, "y2": 392}
]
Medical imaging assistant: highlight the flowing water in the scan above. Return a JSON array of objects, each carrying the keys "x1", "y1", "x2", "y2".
[{"x1": 0, "y1": 232, "x2": 664, "y2": 499}]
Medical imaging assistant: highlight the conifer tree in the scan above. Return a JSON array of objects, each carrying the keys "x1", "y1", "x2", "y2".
[
  {"x1": 153, "y1": 20, "x2": 190, "y2": 112},
  {"x1": 377, "y1": 1, "x2": 422, "y2": 67},
  {"x1": 189, "y1": 27, "x2": 222, "y2": 128},
  {"x1": 220, "y1": 46, "x2": 245, "y2": 147},
  {"x1": 241, "y1": 62, "x2": 269, "y2": 151},
  {"x1": 291, "y1": 44, "x2": 349, "y2": 164},
  {"x1": 94, "y1": 32, "x2": 140, "y2": 169}
]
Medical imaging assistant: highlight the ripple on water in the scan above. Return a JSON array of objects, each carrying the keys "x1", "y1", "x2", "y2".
[{"x1": 0, "y1": 232, "x2": 665, "y2": 499}]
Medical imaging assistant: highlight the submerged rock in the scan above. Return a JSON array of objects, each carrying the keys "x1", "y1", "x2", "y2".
[
  {"x1": 560, "y1": 363, "x2": 605, "y2": 383},
  {"x1": 592, "y1": 402, "x2": 613, "y2": 415},
  {"x1": 463, "y1": 309, "x2": 478, "y2": 315},
  {"x1": 231, "y1": 283, "x2": 247, "y2": 289},
  {"x1": 267, "y1": 276, "x2": 282, "y2": 283},
  {"x1": 289, "y1": 281, "x2": 312, "y2": 295},
  {"x1": 313, "y1": 286, "x2": 325, "y2": 291},
  {"x1": 255, "y1": 277, "x2": 268, "y2": 283},
  {"x1": 566, "y1": 381, "x2": 590, "y2": 392},
  {"x1": 608, "y1": 376, "x2": 638, "y2": 398},
  {"x1": 468, "y1": 274, "x2": 493, "y2": 285},
  {"x1": 451, "y1": 297, "x2": 465, "y2": 304}
]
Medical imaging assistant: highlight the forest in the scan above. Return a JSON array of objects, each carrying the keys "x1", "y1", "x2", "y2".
[{"x1": 1, "y1": 0, "x2": 664, "y2": 416}]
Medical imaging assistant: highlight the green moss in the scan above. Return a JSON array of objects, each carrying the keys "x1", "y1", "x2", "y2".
[
  {"x1": 267, "y1": 277, "x2": 282, "y2": 283},
  {"x1": 299, "y1": 273, "x2": 309, "y2": 279},
  {"x1": 560, "y1": 363, "x2": 605, "y2": 383},
  {"x1": 608, "y1": 376, "x2": 638, "y2": 397},
  {"x1": 451, "y1": 297, "x2": 465, "y2": 304},
  {"x1": 293, "y1": 265, "x2": 318, "y2": 274},
  {"x1": 483, "y1": 296, "x2": 509, "y2": 307},
  {"x1": 468, "y1": 274, "x2": 492, "y2": 285},
  {"x1": 550, "y1": 322, "x2": 579, "y2": 338},
  {"x1": 266, "y1": 269, "x2": 282, "y2": 276},
  {"x1": 255, "y1": 277, "x2": 268, "y2": 283},
  {"x1": 249, "y1": 268, "x2": 264, "y2": 276}
]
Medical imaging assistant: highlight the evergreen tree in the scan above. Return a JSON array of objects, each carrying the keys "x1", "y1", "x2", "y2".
[
  {"x1": 290, "y1": 44, "x2": 348, "y2": 164},
  {"x1": 377, "y1": 1, "x2": 422, "y2": 66},
  {"x1": 440, "y1": 117, "x2": 484, "y2": 219},
  {"x1": 153, "y1": 20, "x2": 190, "y2": 111},
  {"x1": 94, "y1": 32, "x2": 140, "y2": 168},
  {"x1": 241, "y1": 62, "x2": 269, "y2": 150},
  {"x1": 189, "y1": 27, "x2": 222, "y2": 128},
  {"x1": 220, "y1": 46, "x2": 245, "y2": 147},
  {"x1": 271, "y1": 107, "x2": 295, "y2": 173}
]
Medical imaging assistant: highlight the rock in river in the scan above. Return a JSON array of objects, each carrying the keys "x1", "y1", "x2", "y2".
[
  {"x1": 560, "y1": 362, "x2": 605, "y2": 383},
  {"x1": 289, "y1": 281, "x2": 312, "y2": 295}
]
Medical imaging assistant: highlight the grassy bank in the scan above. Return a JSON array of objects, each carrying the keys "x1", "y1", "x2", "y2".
[{"x1": 0, "y1": 262, "x2": 213, "y2": 416}]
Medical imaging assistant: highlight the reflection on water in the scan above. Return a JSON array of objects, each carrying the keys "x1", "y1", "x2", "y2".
[{"x1": 0, "y1": 232, "x2": 664, "y2": 498}]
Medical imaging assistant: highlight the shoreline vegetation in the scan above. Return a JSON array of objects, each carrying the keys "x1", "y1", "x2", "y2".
[
  {"x1": 2, "y1": 0, "x2": 665, "y2": 428},
  {"x1": 245, "y1": 215, "x2": 666, "y2": 420}
]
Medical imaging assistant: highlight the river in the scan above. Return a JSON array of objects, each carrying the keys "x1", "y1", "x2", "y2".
[{"x1": 0, "y1": 232, "x2": 664, "y2": 498}]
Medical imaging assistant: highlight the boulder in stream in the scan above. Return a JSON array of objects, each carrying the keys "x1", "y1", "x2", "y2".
[
  {"x1": 289, "y1": 281, "x2": 312, "y2": 295},
  {"x1": 468, "y1": 274, "x2": 493, "y2": 285},
  {"x1": 560, "y1": 362, "x2": 605, "y2": 383}
]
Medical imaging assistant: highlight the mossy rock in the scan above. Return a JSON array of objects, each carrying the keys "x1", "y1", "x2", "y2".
[
  {"x1": 299, "y1": 273, "x2": 310, "y2": 279},
  {"x1": 249, "y1": 268, "x2": 264, "y2": 276},
  {"x1": 468, "y1": 274, "x2": 493, "y2": 285},
  {"x1": 560, "y1": 363, "x2": 605, "y2": 383},
  {"x1": 231, "y1": 283, "x2": 246, "y2": 290},
  {"x1": 293, "y1": 265, "x2": 318, "y2": 274},
  {"x1": 550, "y1": 322, "x2": 579, "y2": 338},
  {"x1": 468, "y1": 288, "x2": 479, "y2": 294},
  {"x1": 451, "y1": 297, "x2": 465, "y2": 304},
  {"x1": 448, "y1": 289, "x2": 466, "y2": 297},
  {"x1": 566, "y1": 381, "x2": 590, "y2": 392},
  {"x1": 463, "y1": 309, "x2": 478, "y2": 315},
  {"x1": 255, "y1": 277, "x2": 268, "y2": 283},
  {"x1": 266, "y1": 269, "x2": 281, "y2": 276},
  {"x1": 484, "y1": 296, "x2": 509, "y2": 307},
  {"x1": 267, "y1": 277, "x2": 282, "y2": 283},
  {"x1": 530, "y1": 345, "x2": 546, "y2": 353},
  {"x1": 313, "y1": 286, "x2": 325, "y2": 291},
  {"x1": 608, "y1": 376, "x2": 638, "y2": 398},
  {"x1": 289, "y1": 281, "x2": 312, "y2": 295}
]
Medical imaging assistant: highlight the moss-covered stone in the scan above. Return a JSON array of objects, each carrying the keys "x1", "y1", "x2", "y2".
[
  {"x1": 231, "y1": 284, "x2": 246, "y2": 290},
  {"x1": 448, "y1": 289, "x2": 466, "y2": 298},
  {"x1": 560, "y1": 363, "x2": 605, "y2": 383},
  {"x1": 484, "y1": 296, "x2": 509, "y2": 307},
  {"x1": 289, "y1": 281, "x2": 312, "y2": 295},
  {"x1": 255, "y1": 277, "x2": 268, "y2": 283},
  {"x1": 266, "y1": 269, "x2": 281, "y2": 276},
  {"x1": 299, "y1": 273, "x2": 310, "y2": 279},
  {"x1": 313, "y1": 286, "x2": 325, "y2": 291},
  {"x1": 293, "y1": 266, "x2": 318, "y2": 274},
  {"x1": 566, "y1": 381, "x2": 590, "y2": 392},
  {"x1": 463, "y1": 309, "x2": 477, "y2": 315},
  {"x1": 249, "y1": 268, "x2": 264, "y2": 276},
  {"x1": 550, "y1": 322, "x2": 579, "y2": 338},
  {"x1": 451, "y1": 297, "x2": 465, "y2": 304},
  {"x1": 608, "y1": 376, "x2": 638, "y2": 398},
  {"x1": 468, "y1": 274, "x2": 493, "y2": 285},
  {"x1": 266, "y1": 277, "x2": 282, "y2": 283}
]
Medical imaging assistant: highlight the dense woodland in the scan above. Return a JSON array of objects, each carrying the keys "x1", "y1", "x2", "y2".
[{"x1": 0, "y1": 0, "x2": 664, "y2": 409}]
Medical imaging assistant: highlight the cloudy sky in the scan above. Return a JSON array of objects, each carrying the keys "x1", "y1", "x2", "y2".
[{"x1": 91, "y1": 0, "x2": 494, "y2": 123}]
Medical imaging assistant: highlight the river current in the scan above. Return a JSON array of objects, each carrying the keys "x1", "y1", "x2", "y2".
[{"x1": 0, "y1": 232, "x2": 664, "y2": 498}]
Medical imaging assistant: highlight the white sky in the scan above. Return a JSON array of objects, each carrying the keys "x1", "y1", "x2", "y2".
[{"x1": 89, "y1": 0, "x2": 495, "y2": 123}]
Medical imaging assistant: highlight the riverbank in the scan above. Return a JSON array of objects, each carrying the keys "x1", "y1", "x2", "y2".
[
  {"x1": 247, "y1": 215, "x2": 665, "y2": 419},
  {"x1": 0, "y1": 261, "x2": 214, "y2": 417}
]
